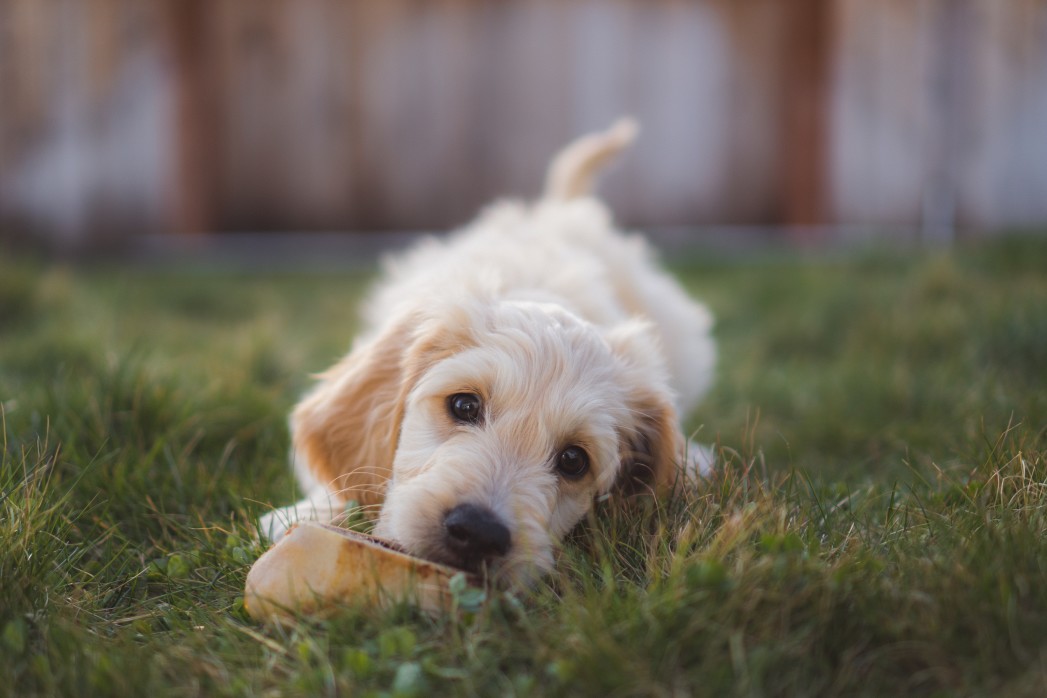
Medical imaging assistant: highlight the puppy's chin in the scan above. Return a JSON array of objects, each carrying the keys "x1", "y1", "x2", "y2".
[{"x1": 492, "y1": 549, "x2": 555, "y2": 588}]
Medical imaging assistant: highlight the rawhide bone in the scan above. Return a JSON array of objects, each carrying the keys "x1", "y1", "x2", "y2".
[{"x1": 245, "y1": 522, "x2": 480, "y2": 623}]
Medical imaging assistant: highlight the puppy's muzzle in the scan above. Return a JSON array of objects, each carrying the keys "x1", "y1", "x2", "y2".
[{"x1": 443, "y1": 503, "x2": 511, "y2": 570}]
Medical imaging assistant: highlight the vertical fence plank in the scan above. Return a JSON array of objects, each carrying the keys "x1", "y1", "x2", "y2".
[
  {"x1": 781, "y1": 0, "x2": 832, "y2": 235},
  {"x1": 165, "y1": 0, "x2": 214, "y2": 235}
]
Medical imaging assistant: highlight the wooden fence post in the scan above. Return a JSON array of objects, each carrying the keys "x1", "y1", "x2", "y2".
[
  {"x1": 781, "y1": 0, "x2": 833, "y2": 238},
  {"x1": 165, "y1": 0, "x2": 213, "y2": 236}
]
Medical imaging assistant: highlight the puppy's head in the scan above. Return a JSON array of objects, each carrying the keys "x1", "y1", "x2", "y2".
[{"x1": 293, "y1": 298, "x2": 683, "y2": 586}]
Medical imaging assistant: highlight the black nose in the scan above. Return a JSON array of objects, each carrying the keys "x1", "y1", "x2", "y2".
[{"x1": 443, "y1": 503, "x2": 511, "y2": 565}]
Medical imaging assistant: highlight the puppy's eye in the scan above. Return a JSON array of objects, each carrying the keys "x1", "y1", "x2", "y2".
[
  {"x1": 556, "y1": 446, "x2": 590, "y2": 480},
  {"x1": 448, "y1": 393, "x2": 483, "y2": 424}
]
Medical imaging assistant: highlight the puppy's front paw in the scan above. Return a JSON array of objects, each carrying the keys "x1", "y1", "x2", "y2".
[
  {"x1": 258, "y1": 509, "x2": 293, "y2": 543},
  {"x1": 257, "y1": 492, "x2": 343, "y2": 542}
]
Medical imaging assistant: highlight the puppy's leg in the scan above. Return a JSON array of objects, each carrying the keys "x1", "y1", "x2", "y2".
[{"x1": 258, "y1": 488, "x2": 341, "y2": 542}]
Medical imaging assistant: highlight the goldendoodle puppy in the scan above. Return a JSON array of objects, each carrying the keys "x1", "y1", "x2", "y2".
[{"x1": 261, "y1": 120, "x2": 715, "y2": 586}]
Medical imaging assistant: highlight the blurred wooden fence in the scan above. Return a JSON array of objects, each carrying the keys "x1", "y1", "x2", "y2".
[{"x1": 2, "y1": 0, "x2": 1046, "y2": 246}]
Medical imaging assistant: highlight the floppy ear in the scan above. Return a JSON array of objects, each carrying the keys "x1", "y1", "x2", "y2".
[
  {"x1": 605, "y1": 321, "x2": 687, "y2": 496},
  {"x1": 290, "y1": 312, "x2": 469, "y2": 508},
  {"x1": 615, "y1": 388, "x2": 685, "y2": 496}
]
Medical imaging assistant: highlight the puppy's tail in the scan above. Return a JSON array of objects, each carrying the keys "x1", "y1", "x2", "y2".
[{"x1": 543, "y1": 118, "x2": 638, "y2": 201}]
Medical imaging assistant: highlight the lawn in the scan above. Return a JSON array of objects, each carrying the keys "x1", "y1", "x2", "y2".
[{"x1": 1, "y1": 236, "x2": 1046, "y2": 696}]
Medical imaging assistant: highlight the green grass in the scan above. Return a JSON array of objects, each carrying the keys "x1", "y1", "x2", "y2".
[{"x1": 1, "y1": 236, "x2": 1046, "y2": 696}]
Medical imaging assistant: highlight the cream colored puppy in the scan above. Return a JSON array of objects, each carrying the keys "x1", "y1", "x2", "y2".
[{"x1": 260, "y1": 120, "x2": 716, "y2": 586}]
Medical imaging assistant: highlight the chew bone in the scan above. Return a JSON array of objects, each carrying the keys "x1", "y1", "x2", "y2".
[{"x1": 244, "y1": 522, "x2": 479, "y2": 623}]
